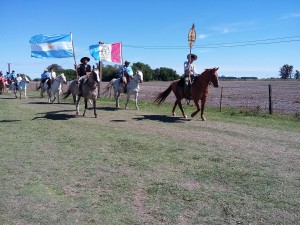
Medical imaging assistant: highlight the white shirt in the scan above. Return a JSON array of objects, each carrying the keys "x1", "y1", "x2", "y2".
[
  {"x1": 50, "y1": 71, "x2": 56, "y2": 79},
  {"x1": 184, "y1": 61, "x2": 198, "y2": 76}
]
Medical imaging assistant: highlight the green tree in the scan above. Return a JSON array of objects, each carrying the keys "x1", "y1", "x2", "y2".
[
  {"x1": 102, "y1": 65, "x2": 119, "y2": 81},
  {"x1": 294, "y1": 70, "x2": 300, "y2": 79},
  {"x1": 132, "y1": 62, "x2": 153, "y2": 81},
  {"x1": 279, "y1": 64, "x2": 293, "y2": 79},
  {"x1": 47, "y1": 64, "x2": 63, "y2": 71},
  {"x1": 154, "y1": 67, "x2": 179, "y2": 81}
]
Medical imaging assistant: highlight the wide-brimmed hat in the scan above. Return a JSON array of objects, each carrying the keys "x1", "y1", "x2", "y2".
[
  {"x1": 44, "y1": 69, "x2": 48, "y2": 72},
  {"x1": 124, "y1": 60, "x2": 130, "y2": 65},
  {"x1": 187, "y1": 54, "x2": 197, "y2": 60},
  {"x1": 80, "y1": 57, "x2": 90, "y2": 63}
]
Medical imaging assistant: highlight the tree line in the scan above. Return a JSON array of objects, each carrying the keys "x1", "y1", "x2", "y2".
[
  {"x1": 30, "y1": 63, "x2": 299, "y2": 81},
  {"x1": 32, "y1": 62, "x2": 180, "y2": 82}
]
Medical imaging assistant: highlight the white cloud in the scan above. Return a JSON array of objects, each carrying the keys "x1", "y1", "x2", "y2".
[
  {"x1": 210, "y1": 21, "x2": 258, "y2": 34},
  {"x1": 281, "y1": 13, "x2": 300, "y2": 20},
  {"x1": 198, "y1": 34, "x2": 208, "y2": 39}
]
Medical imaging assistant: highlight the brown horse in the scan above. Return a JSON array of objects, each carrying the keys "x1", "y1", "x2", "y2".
[
  {"x1": 154, "y1": 67, "x2": 219, "y2": 121},
  {"x1": 75, "y1": 68, "x2": 100, "y2": 118}
]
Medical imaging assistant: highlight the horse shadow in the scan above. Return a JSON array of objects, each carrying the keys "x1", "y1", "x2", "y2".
[
  {"x1": 32, "y1": 109, "x2": 76, "y2": 121},
  {"x1": 133, "y1": 114, "x2": 191, "y2": 123},
  {"x1": 0, "y1": 119, "x2": 21, "y2": 123}
]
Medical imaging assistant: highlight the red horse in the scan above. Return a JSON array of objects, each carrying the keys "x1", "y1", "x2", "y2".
[{"x1": 154, "y1": 67, "x2": 219, "y2": 121}]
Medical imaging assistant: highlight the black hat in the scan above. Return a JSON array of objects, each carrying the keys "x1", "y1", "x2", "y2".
[
  {"x1": 187, "y1": 54, "x2": 197, "y2": 60},
  {"x1": 80, "y1": 57, "x2": 90, "y2": 63},
  {"x1": 124, "y1": 60, "x2": 130, "y2": 65}
]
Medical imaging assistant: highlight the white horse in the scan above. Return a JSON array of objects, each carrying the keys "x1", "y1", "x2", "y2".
[
  {"x1": 105, "y1": 70, "x2": 143, "y2": 109},
  {"x1": 40, "y1": 73, "x2": 67, "y2": 103},
  {"x1": 10, "y1": 76, "x2": 30, "y2": 99}
]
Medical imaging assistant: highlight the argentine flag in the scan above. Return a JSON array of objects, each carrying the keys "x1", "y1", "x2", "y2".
[{"x1": 29, "y1": 34, "x2": 73, "y2": 58}]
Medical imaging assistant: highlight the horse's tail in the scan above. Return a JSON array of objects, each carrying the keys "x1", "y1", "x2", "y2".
[
  {"x1": 104, "y1": 80, "x2": 114, "y2": 96},
  {"x1": 63, "y1": 87, "x2": 71, "y2": 99},
  {"x1": 153, "y1": 84, "x2": 172, "y2": 105}
]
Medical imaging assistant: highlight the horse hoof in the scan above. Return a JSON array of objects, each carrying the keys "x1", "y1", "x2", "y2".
[{"x1": 184, "y1": 115, "x2": 188, "y2": 118}]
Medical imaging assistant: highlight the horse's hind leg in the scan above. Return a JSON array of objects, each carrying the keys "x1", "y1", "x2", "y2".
[
  {"x1": 125, "y1": 94, "x2": 130, "y2": 110},
  {"x1": 83, "y1": 99, "x2": 88, "y2": 117},
  {"x1": 172, "y1": 101, "x2": 178, "y2": 116}
]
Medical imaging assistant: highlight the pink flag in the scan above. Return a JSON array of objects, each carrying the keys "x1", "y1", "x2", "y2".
[{"x1": 98, "y1": 42, "x2": 122, "y2": 63}]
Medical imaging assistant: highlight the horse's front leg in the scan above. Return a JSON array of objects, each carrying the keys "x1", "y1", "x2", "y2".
[
  {"x1": 125, "y1": 93, "x2": 130, "y2": 110},
  {"x1": 83, "y1": 98, "x2": 88, "y2": 117},
  {"x1": 93, "y1": 99, "x2": 97, "y2": 118},
  {"x1": 177, "y1": 100, "x2": 187, "y2": 118},
  {"x1": 200, "y1": 99, "x2": 206, "y2": 121},
  {"x1": 57, "y1": 91, "x2": 61, "y2": 103},
  {"x1": 134, "y1": 93, "x2": 139, "y2": 110},
  {"x1": 76, "y1": 97, "x2": 81, "y2": 115},
  {"x1": 115, "y1": 91, "x2": 120, "y2": 108},
  {"x1": 191, "y1": 100, "x2": 201, "y2": 118}
]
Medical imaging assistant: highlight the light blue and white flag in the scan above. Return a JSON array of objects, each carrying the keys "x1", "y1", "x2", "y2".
[{"x1": 29, "y1": 33, "x2": 73, "y2": 58}]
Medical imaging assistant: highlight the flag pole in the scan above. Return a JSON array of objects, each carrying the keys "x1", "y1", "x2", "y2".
[
  {"x1": 71, "y1": 32, "x2": 79, "y2": 86},
  {"x1": 97, "y1": 41, "x2": 104, "y2": 98},
  {"x1": 121, "y1": 42, "x2": 125, "y2": 84}
]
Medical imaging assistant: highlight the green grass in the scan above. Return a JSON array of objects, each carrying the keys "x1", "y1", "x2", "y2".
[{"x1": 0, "y1": 93, "x2": 299, "y2": 224}]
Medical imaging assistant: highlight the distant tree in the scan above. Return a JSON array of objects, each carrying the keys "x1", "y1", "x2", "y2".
[
  {"x1": 19, "y1": 73, "x2": 31, "y2": 81},
  {"x1": 102, "y1": 65, "x2": 119, "y2": 81},
  {"x1": 294, "y1": 70, "x2": 300, "y2": 79},
  {"x1": 154, "y1": 67, "x2": 179, "y2": 81},
  {"x1": 59, "y1": 69, "x2": 76, "y2": 81},
  {"x1": 279, "y1": 64, "x2": 293, "y2": 79},
  {"x1": 132, "y1": 62, "x2": 153, "y2": 81},
  {"x1": 47, "y1": 64, "x2": 63, "y2": 71}
]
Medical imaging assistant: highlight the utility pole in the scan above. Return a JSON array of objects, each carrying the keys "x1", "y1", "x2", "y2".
[
  {"x1": 97, "y1": 41, "x2": 104, "y2": 98},
  {"x1": 8, "y1": 63, "x2": 11, "y2": 73}
]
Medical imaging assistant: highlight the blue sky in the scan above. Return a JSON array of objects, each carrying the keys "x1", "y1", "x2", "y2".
[{"x1": 0, "y1": 0, "x2": 299, "y2": 79}]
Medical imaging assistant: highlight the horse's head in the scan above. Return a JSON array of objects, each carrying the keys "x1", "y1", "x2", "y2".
[
  {"x1": 60, "y1": 73, "x2": 67, "y2": 84},
  {"x1": 206, "y1": 67, "x2": 219, "y2": 88},
  {"x1": 91, "y1": 69, "x2": 100, "y2": 84},
  {"x1": 135, "y1": 70, "x2": 143, "y2": 83}
]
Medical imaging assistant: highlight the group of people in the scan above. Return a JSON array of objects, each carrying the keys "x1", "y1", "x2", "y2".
[
  {"x1": 36, "y1": 52, "x2": 198, "y2": 98},
  {"x1": 0, "y1": 70, "x2": 23, "y2": 89},
  {"x1": 76, "y1": 57, "x2": 134, "y2": 95}
]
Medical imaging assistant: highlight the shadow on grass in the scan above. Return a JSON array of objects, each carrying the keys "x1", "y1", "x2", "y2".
[
  {"x1": 32, "y1": 110, "x2": 76, "y2": 121},
  {"x1": 0, "y1": 119, "x2": 21, "y2": 123},
  {"x1": 133, "y1": 114, "x2": 191, "y2": 123}
]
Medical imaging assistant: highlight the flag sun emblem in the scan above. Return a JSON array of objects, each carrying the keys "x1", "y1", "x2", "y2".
[
  {"x1": 101, "y1": 45, "x2": 110, "y2": 57},
  {"x1": 47, "y1": 43, "x2": 55, "y2": 50}
]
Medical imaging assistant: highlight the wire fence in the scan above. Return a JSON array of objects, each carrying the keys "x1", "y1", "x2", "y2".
[{"x1": 208, "y1": 80, "x2": 300, "y2": 115}]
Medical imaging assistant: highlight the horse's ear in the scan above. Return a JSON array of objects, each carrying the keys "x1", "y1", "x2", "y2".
[
  {"x1": 215, "y1": 67, "x2": 219, "y2": 71},
  {"x1": 92, "y1": 65, "x2": 95, "y2": 70}
]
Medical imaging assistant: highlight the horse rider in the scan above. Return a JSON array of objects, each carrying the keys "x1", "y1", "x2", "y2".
[
  {"x1": 118, "y1": 60, "x2": 133, "y2": 93},
  {"x1": 49, "y1": 67, "x2": 56, "y2": 88},
  {"x1": 76, "y1": 57, "x2": 92, "y2": 97},
  {"x1": 7, "y1": 70, "x2": 18, "y2": 89},
  {"x1": 38, "y1": 69, "x2": 51, "y2": 90},
  {"x1": 183, "y1": 53, "x2": 199, "y2": 99}
]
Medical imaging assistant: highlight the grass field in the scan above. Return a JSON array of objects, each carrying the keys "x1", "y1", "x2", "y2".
[{"x1": 0, "y1": 92, "x2": 299, "y2": 225}]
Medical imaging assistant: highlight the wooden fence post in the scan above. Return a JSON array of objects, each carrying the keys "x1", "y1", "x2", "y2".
[
  {"x1": 219, "y1": 87, "x2": 223, "y2": 112},
  {"x1": 268, "y1": 84, "x2": 273, "y2": 114}
]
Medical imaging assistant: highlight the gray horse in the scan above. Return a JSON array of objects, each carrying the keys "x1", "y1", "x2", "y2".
[{"x1": 64, "y1": 69, "x2": 100, "y2": 118}]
